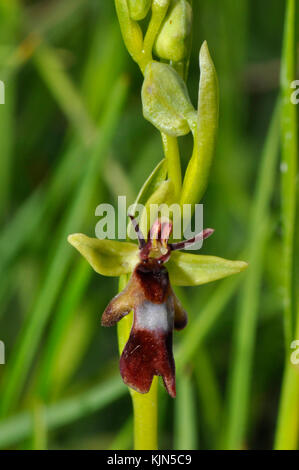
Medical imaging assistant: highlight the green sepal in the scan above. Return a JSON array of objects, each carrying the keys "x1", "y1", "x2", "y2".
[
  {"x1": 142, "y1": 60, "x2": 196, "y2": 136},
  {"x1": 167, "y1": 251, "x2": 248, "y2": 286},
  {"x1": 181, "y1": 41, "x2": 219, "y2": 207},
  {"x1": 68, "y1": 234, "x2": 139, "y2": 277}
]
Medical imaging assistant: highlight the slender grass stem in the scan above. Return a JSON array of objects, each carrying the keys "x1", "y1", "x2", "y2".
[
  {"x1": 274, "y1": 0, "x2": 298, "y2": 450},
  {"x1": 174, "y1": 371, "x2": 197, "y2": 450},
  {"x1": 274, "y1": 308, "x2": 299, "y2": 449},
  {"x1": 279, "y1": 0, "x2": 297, "y2": 349},
  {"x1": 225, "y1": 103, "x2": 280, "y2": 449}
]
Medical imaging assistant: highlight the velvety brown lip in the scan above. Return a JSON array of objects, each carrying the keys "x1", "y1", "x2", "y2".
[{"x1": 120, "y1": 328, "x2": 176, "y2": 398}]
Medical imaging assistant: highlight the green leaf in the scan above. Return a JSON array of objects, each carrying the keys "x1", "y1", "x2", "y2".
[
  {"x1": 181, "y1": 41, "x2": 219, "y2": 207},
  {"x1": 142, "y1": 61, "x2": 196, "y2": 136},
  {"x1": 167, "y1": 251, "x2": 247, "y2": 286},
  {"x1": 68, "y1": 234, "x2": 139, "y2": 276}
]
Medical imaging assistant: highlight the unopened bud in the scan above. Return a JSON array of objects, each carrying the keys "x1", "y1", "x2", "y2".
[
  {"x1": 142, "y1": 61, "x2": 196, "y2": 136},
  {"x1": 128, "y1": 0, "x2": 151, "y2": 21},
  {"x1": 154, "y1": 0, "x2": 192, "y2": 62}
]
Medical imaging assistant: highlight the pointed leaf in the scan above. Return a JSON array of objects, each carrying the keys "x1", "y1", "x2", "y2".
[
  {"x1": 167, "y1": 251, "x2": 248, "y2": 286},
  {"x1": 68, "y1": 234, "x2": 139, "y2": 277}
]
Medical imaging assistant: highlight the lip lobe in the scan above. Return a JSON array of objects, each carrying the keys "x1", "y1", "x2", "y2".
[{"x1": 120, "y1": 327, "x2": 176, "y2": 398}]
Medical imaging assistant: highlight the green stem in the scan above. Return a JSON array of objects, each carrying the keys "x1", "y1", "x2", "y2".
[
  {"x1": 274, "y1": 312, "x2": 299, "y2": 449},
  {"x1": 117, "y1": 275, "x2": 158, "y2": 450},
  {"x1": 161, "y1": 133, "x2": 182, "y2": 201},
  {"x1": 139, "y1": 0, "x2": 170, "y2": 72},
  {"x1": 280, "y1": 0, "x2": 297, "y2": 349}
]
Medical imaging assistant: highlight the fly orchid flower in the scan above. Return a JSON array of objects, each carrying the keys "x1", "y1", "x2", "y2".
[{"x1": 68, "y1": 215, "x2": 247, "y2": 397}]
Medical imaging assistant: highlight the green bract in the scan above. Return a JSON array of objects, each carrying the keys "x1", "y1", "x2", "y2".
[
  {"x1": 181, "y1": 41, "x2": 219, "y2": 207},
  {"x1": 127, "y1": 159, "x2": 167, "y2": 240},
  {"x1": 128, "y1": 0, "x2": 151, "y2": 21},
  {"x1": 142, "y1": 61, "x2": 196, "y2": 136},
  {"x1": 154, "y1": 0, "x2": 192, "y2": 62}
]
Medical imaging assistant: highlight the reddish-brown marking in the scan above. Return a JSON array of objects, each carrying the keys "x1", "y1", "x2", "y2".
[{"x1": 120, "y1": 328, "x2": 176, "y2": 398}]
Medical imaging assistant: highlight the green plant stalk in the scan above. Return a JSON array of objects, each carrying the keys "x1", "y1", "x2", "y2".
[
  {"x1": 280, "y1": 0, "x2": 297, "y2": 349},
  {"x1": 139, "y1": 0, "x2": 170, "y2": 72},
  {"x1": 117, "y1": 275, "x2": 158, "y2": 450},
  {"x1": 174, "y1": 371, "x2": 197, "y2": 450},
  {"x1": 274, "y1": 308, "x2": 299, "y2": 449},
  {"x1": 161, "y1": 133, "x2": 182, "y2": 200},
  {"x1": 274, "y1": 0, "x2": 298, "y2": 449},
  {"x1": 225, "y1": 103, "x2": 280, "y2": 449}
]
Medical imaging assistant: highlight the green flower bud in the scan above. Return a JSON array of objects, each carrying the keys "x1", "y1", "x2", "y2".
[
  {"x1": 142, "y1": 61, "x2": 196, "y2": 136},
  {"x1": 154, "y1": 0, "x2": 192, "y2": 62},
  {"x1": 128, "y1": 0, "x2": 151, "y2": 21}
]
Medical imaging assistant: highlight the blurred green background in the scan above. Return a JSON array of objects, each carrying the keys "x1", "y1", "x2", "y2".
[{"x1": 0, "y1": 0, "x2": 298, "y2": 450}]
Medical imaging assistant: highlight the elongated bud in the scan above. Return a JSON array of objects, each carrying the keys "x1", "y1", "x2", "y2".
[
  {"x1": 154, "y1": 0, "x2": 192, "y2": 62},
  {"x1": 128, "y1": 0, "x2": 151, "y2": 21},
  {"x1": 142, "y1": 61, "x2": 196, "y2": 136}
]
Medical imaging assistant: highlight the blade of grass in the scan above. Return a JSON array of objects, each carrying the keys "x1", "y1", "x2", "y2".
[
  {"x1": 225, "y1": 102, "x2": 280, "y2": 449},
  {"x1": 176, "y1": 275, "x2": 242, "y2": 370},
  {"x1": 0, "y1": 375, "x2": 126, "y2": 449},
  {"x1": 174, "y1": 371, "x2": 198, "y2": 450},
  {"x1": 36, "y1": 259, "x2": 92, "y2": 400},
  {"x1": 274, "y1": 306, "x2": 299, "y2": 449},
  {"x1": 193, "y1": 348, "x2": 223, "y2": 448},
  {"x1": 0, "y1": 77, "x2": 128, "y2": 416},
  {"x1": 274, "y1": 0, "x2": 298, "y2": 450},
  {"x1": 279, "y1": 0, "x2": 297, "y2": 348},
  {"x1": 109, "y1": 417, "x2": 133, "y2": 450}
]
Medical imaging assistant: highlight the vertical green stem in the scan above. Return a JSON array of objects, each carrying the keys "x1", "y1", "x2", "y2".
[
  {"x1": 161, "y1": 133, "x2": 182, "y2": 201},
  {"x1": 274, "y1": 312, "x2": 299, "y2": 449},
  {"x1": 280, "y1": 0, "x2": 297, "y2": 349},
  {"x1": 274, "y1": 0, "x2": 298, "y2": 450},
  {"x1": 117, "y1": 275, "x2": 158, "y2": 450}
]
